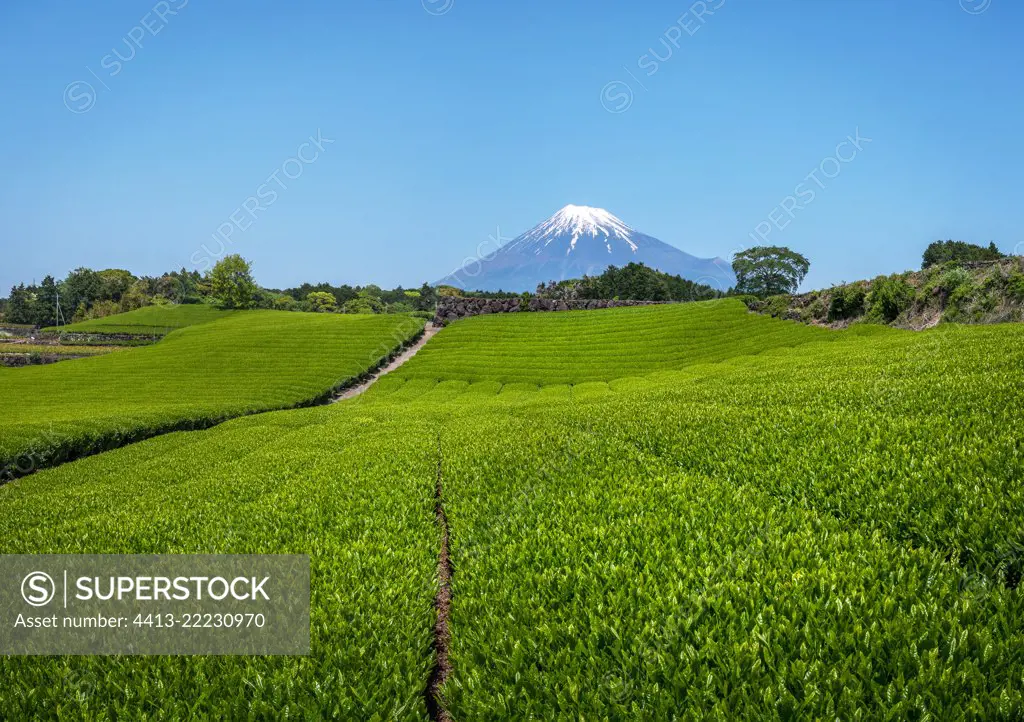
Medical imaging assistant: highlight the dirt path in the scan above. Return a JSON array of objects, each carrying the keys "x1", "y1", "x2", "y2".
[
  {"x1": 331, "y1": 324, "x2": 440, "y2": 402},
  {"x1": 425, "y1": 435, "x2": 453, "y2": 721}
]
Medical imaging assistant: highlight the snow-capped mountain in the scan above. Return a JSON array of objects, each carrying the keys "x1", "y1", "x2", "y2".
[{"x1": 435, "y1": 204, "x2": 736, "y2": 293}]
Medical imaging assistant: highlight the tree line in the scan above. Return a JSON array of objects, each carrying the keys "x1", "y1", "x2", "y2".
[
  {"x1": 2, "y1": 239, "x2": 1011, "y2": 325},
  {"x1": 0, "y1": 255, "x2": 439, "y2": 326}
]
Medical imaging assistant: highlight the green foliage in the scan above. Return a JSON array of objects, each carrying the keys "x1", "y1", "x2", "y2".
[
  {"x1": 393, "y1": 300, "x2": 833, "y2": 385},
  {"x1": 96, "y1": 269, "x2": 136, "y2": 302},
  {"x1": 938, "y1": 266, "x2": 973, "y2": 295},
  {"x1": 732, "y1": 246, "x2": 810, "y2": 297},
  {"x1": 827, "y1": 284, "x2": 867, "y2": 321},
  {"x1": 0, "y1": 311, "x2": 424, "y2": 475},
  {"x1": 923, "y1": 239, "x2": 1004, "y2": 269},
  {"x1": 2, "y1": 301, "x2": 1023, "y2": 719},
  {"x1": 536, "y1": 262, "x2": 728, "y2": 302},
  {"x1": 306, "y1": 291, "x2": 338, "y2": 313},
  {"x1": 0, "y1": 411, "x2": 438, "y2": 719},
  {"x1": 1008, "y1": 270, "x2": 1024, "y2": 302},
  {"x1": 207, "y1": 255, "x2": 258, "y2": 310},
  {"x1": 867, "y1": 274, "x2": 915, "y2": 323},
  {"x1": 48, "y1": 304, "x2": 235, "y2": 335},
  {"x1": 61, "y1": 267, "x2": 103, "y2": 313},
  {"x1": 272, "y1": 294, "x2": 298, "y2": 312},
  {"x1": 342, "y1": 295, "x2": 385, "y2": 314}
]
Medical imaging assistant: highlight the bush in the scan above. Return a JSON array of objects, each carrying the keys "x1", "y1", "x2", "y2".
[
  {"x1": 827, "y1": 285, "x2": 866, "y2": 322},
  {"x1": 1008, "y1": 271, "x2": 1024, "y2": 302},
  {"x1": 804, "y1": 298, "x2": 827, "y2": 322},
  {"x1": 763, "y1": 295, "x2": 792, "y2": 319},
  {"x1": 937, "y1": 266, "x2": 972, "y2": 295},
  {"x1": 867, "y1": 275, "x2": 914, "y2": 323}
]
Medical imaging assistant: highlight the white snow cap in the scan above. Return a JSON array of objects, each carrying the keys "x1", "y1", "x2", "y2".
[{"x1": 514, "y1": 204, "x2": 638, "y2": 252}]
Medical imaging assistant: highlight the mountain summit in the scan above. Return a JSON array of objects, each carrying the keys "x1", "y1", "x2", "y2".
[{"x1": 436, "y1": 205, "x2": 735, "y2": 293}]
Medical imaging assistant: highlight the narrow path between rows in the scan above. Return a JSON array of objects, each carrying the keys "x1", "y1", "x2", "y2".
[
  {"x1": 426, "y1": 434, "x2": 453, "y2": 722},
  {"x1": 331, "y1": 324, "x2": 440, "y2": 402},
  {"x1": 1, "y1": 323, "x2": 440, "y2": 486}
]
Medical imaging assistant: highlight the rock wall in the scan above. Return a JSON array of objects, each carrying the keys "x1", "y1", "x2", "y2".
[{"x1": 434, "y1": 297, "x2": 665, "y2": 325}]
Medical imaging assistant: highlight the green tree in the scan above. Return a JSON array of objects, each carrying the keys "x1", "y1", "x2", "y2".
[
  {"x1": 97, "y1": 269, "x2": 137, "y2": 302},
  {"x1": 120, "y1": 279, "x2": 152, "y2": 312},
  {"x1": 6, "y1": 285, "x2": 33, "y2": 324},
  {"x1": 32, "y1": 276, "x2": 59, "y2": 326},
  {"x1": 415, "y1": 283, "x2": 438, "y2": 311},
  {"x1": 732, "y1": 246, "x2": 810, "y2": 297},
  {"x1": 921, "y1": 240, "x2": 1004, "y2": 269},
  {"x1": 207, "y1": 255, "x2": 258, "y2": 309},
  {"x1": 342, "y1": 296, "x2": 384, "y2": 314},
  {"x1": 60, "y1": 268, "x2": 102, "y2": 313},
  {"x1": 273, "y1": 295, "x2": 298, "y2": 311},
  {"x1": 306, "y1": 291, "x2": 337, "y2": 313}
]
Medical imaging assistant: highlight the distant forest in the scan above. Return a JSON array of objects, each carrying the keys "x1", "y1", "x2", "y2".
[
  {"x1": 2, "y1": 239, "x2": 1010, "y2": 325},
  {"x1": 0, "y1": 265, "x2": 440, "y2": 326}
]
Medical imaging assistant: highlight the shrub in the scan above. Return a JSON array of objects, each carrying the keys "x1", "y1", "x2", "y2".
[
  {"x1": 937, "y1": 266, "x2": 972, "y2": 295},
  {"x1": 763, "y1": 295, "x2": 792, "y2": 318},
  {"x1": 827, "y1": 285, "x2": 866, "y2": 322},
  {"x1": 867, "y1": 275, "x2": 914, "y2": 323},
  {"x1": 1008, "y1": 271, "x2": 1024, "y2": 302}
]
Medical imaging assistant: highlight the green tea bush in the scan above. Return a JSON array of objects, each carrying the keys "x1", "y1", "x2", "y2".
[
  {"x1": 2, "y1": 301, "x2": 1022, "y2": 719},
  {"x1": 0, "y1": 311, "x2": 424, "y2": 475}
]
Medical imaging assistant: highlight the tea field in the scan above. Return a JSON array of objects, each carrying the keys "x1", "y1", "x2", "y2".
[
  {"x1": 0, "y1": 310, "x2": 424, "y2": 478},
  {"x1": 1, "y1": 300, "x2": 1021, "y2": 719},
  {"x1": 45, "y1": 304, "x2": 236, "y2": 336}
]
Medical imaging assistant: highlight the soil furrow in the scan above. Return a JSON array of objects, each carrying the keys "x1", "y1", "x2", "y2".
[{"x1": 425, "y1": 434, "x2": 453, "y2": 722}]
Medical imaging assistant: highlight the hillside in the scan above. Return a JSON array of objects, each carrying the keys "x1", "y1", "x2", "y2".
[
  {"x1": 0, "y1": 311, "x2": 424, "y2": 477},
  {"x1": 1, "y1": 301, "x2": 1021, "y2": 718},
  {"x1": 748, "y1": 257, "x2": 1024, "y2": 329},
  {"x1": 45, "y1": 304, "x2": 236, "y2": 335},
  {"x1": 391, "y1": 299, "x2": 852, "y2": 385}
]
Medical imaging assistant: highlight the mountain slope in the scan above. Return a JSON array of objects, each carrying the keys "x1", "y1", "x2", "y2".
[{"x1": 436, "y1": 205, "x2": 735, "y2": 292}]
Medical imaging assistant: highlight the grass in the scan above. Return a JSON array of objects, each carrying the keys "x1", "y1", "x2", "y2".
[
  {"x1": 0, "y1": 311, "x2": 424, "y2": 476},
  {"x1": 1, "y1": 301, "x2": 1021, "y2": 718},
  {"x1": 45, "y1": 304, "x2": 235, "y2": 335}
]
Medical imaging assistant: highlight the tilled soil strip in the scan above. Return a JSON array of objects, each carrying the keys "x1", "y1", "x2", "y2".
[{"x1": 425, "y1": 435, "x2": 453, "y2": 722}]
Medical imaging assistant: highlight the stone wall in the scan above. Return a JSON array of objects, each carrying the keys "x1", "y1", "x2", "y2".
[{"x1": 434, "y1": 297, "x2": 665, "y2": 325}]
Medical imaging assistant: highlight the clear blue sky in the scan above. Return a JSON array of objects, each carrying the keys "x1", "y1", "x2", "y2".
[{"x1": 1, "y1": 0, "x2": 1021, "y2": 293}]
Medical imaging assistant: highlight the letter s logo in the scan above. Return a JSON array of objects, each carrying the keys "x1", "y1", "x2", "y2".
[{"x1": 21, "y1": 571, "x2": 56, "y2": 607}]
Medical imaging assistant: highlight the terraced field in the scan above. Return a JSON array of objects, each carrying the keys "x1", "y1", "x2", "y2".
[
  {"x1": 0, "y1": 310, "x2": 424, "y2": 477},
  {"x1": 2, "y1": 301, "x2": 1022, "y2": 719},
  {"x1": 45, "y1": 304, "x2": 235, "y2": 336},
  {"x1": 0, "y1": 343, "x2": 124, "y2": 357},
  {"x1": 391, "y1": 299, "x2": 898, "y2": 385}
]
